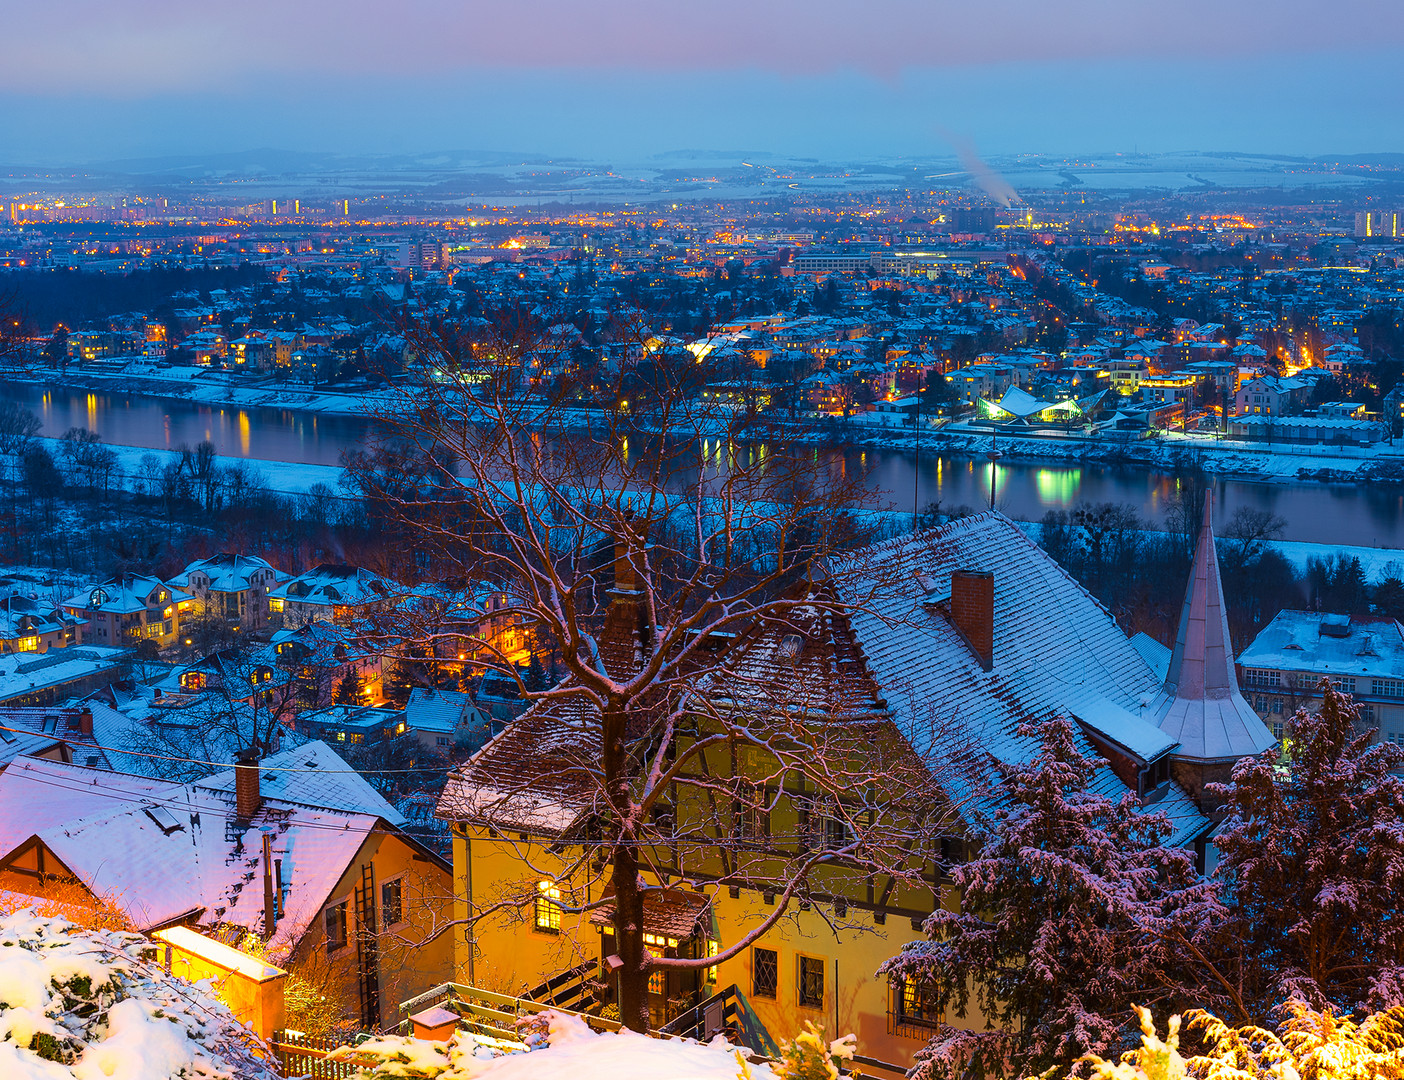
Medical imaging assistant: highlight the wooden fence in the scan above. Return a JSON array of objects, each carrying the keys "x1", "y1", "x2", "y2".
[{"x1": 270, "y1": 1029, "x2": 370, "y2": 1079}]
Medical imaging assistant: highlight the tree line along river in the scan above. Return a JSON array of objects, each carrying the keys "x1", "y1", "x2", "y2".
[{"x1": 7, "y1": 382, "x2": 1404, "y2": 550}]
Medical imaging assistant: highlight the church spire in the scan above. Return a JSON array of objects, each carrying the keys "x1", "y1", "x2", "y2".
[{"x1": 1154, "y1": 491, "x2": 1275, "y2": 767}]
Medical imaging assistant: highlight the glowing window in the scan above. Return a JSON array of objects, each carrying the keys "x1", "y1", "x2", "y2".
[{"x1": 534, "y1": 881, "x2": 562, "y2": 932}]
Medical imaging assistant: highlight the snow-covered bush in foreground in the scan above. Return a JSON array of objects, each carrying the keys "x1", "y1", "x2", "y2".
[
  {"x1": 338, "y1": 1010, "x2": 855, "y2": 1080},
  {"x1": 0, "y1": 910, "x2": 279, "y2": 1080},
  {"x1": 1083, "y1": 1001, "x2": 1404, "y2": 1080}
]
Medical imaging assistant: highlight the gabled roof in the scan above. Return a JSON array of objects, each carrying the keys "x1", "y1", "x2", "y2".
[
  {"x1": 196, "y1": 740, "x2": 406, "y2": 826},
  {"x1": 404, "y1": 688, "x2": 480, "y2": 735},
  {"x1": 60, "y1": 576, "x2": 191, "y2": 614},
  {"x1": 1150, "y1": 494, "x2": 1276, "y2": 763},
  {"x1": 827, "y1": 512, "x2": 1206, "y2": 845},
  {"x1": 270, "y1": 564, "x2": 399, "y2": 608},
  {"x1": 0, "y1": 755, "x2": 389, "y2": 961},
  {"x1": 441, "y1": 512, "x2": 1211, "y2": 848},
  {"x1": 173, "y1": 553, "x2": 288, "y2": 594}
]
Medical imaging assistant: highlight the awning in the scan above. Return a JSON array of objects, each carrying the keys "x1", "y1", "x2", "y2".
[{"x1": 590, "y1": 887, "x2": 712, "y2": 939}]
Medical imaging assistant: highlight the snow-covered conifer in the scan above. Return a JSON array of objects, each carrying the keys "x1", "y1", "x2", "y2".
[{"x1": 882, "y1": 717, "x2": 1210, "y2": 1080}]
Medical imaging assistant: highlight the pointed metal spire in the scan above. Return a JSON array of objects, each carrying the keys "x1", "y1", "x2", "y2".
[{"x1": 1153, "y1": 491, "x2": 1276, "y2": 762}]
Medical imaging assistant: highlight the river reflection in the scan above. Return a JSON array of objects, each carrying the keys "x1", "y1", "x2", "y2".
[{"x1": 7, "y1": 383, "x2": 1404, "y2": 548}]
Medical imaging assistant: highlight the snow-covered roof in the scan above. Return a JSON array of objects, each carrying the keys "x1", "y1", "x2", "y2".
[
  {"x1": 1238, "y1": 610, "x2": 1404, "y2": 681},
  {"x1": 270, "y1": 564, "x2": 400, "y2": 608},
  {"x1": 405, "y1": 688, "x2": 480, "y2": 735},
  {"x1": 60, "y1": 576, "x2": 192, "y2": 615},
  {"x1": 0, "y1": 647, "x2": 129, "y2": 705},
  {"x1": 173, "y1": 553, "x2": 288, "y2": 594},
  {"x1": 442, "y1": 513, "x2": 1219, "y2": 848},
  {"x1": 0, "y1": 595, "x2": 65, "y2": 641},
  {"x1": 0, "y1": 756, "x2": 384, "y2": 960},
  {"x1": 196, "y1": 739, "x2": 407, "y2": 826},
  {"x1": 1130, "y1": 632, "x2": 1172, "y2": 683},
  {"x1": 830, "y1": 514, "x2": 1172, "y2": 761}
]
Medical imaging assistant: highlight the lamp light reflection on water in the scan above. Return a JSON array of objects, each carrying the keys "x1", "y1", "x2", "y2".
[{"x1": 1034, "y1": 468, "x2": 1082, "y2": 507}]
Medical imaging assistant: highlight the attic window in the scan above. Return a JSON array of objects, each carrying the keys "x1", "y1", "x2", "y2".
[
  {"x1": 778, "y1": 634, "x2": 804, "y2": 659},
  {"x1": 143, "y1": 805, "x2": 185, "y2": 835}
]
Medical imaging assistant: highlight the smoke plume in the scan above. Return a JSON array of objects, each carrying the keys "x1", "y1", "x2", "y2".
[{"x1": 938, "y1": 129, "x2": 1021, "y2": 208}]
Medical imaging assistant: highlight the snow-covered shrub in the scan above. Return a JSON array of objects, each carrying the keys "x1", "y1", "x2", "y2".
[
  {"x1": 1083, "y1": 1001, "x2": 1404, "y2": 1080},
  {"x1": 0, "y1": 909, "x2": 279, "y2": 1079},
  {"x1": 771, "y1": 1022, "x2": 856, "y2": 1080}
]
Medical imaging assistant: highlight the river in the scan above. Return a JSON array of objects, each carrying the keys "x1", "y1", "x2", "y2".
[{"x1": 8, "y1": 383, "x2": 1404, "y2": 549}]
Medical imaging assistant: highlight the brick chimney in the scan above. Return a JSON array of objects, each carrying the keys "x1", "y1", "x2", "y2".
[
  {"x1": 950, "y1": 569, "x2": 995, "y2": 672},
  {"x1": 235, "y1": 746, "x2": 262, "y2": 821},
  {"x1": 66, "y1": 709, "x2": 94, "y2": 736}
]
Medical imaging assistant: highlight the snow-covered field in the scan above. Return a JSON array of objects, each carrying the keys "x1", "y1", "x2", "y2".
[
  {"x1": 37, "y1": 437, "x2": 346, "y2": 498},
  {"x1": 1013, "y1": 520, "x2": 1404, "y2": 581}
]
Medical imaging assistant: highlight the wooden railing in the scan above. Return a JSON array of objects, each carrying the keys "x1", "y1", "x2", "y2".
[
  {"x1": 396, "y1": 980, "x2": 622, "y2": 1051},
  {"x1": 270, "y1": 1030, "x2": 366, "y2": 1079},
  {"x1": 657, "y1": 983, "x2": 741, "y2": 1044},
  {"x1": 522, "y1": 961, "x2": 599, "y2": 1013}
]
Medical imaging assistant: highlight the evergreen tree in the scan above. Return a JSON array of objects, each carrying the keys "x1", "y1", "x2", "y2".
[
  {"x1": 1206, "y1": 684, "x2": 1404, "y2": 1018},
  {"x1": 1373, "y1": 570, "x2": 1404, "y2": 620},
  {"x1": 882, "y1": 718, "x2": 1209, "y2": 1080},
  {"x1": 334, "y1": 669, "x2": 363, "y2": 705}
]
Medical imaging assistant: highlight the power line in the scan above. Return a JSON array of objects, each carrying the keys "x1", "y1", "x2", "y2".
[
  {"x1": 1, "y1": 761, "x2": 448, "y2": 842},
  {"x1": 0, "y1": 723, "x2": 455, "y2": 775}
]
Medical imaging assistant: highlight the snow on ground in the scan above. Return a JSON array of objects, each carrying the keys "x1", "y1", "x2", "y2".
[
  {"x1": 23, "y1": 364, "x2": 384, "y2": 418},
  {"x1": 0, "y1": 910, "x2": 280, "y2": 1080},
  {"x1": 1272, "y1": 540, "x2": 1404, "y2": 579},
  {"x1": 1013, "y1": 521, "x2": 1404, "y2": 580},
  {"x1": 338, "y1": 1010, "x2": 797, "y2": 1080},
  {"x1": 37, "y1": 437, "x2": 346, "y2": 498}
]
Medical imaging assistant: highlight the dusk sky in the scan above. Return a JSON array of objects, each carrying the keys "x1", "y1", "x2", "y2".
[{"x1": 4, "y1": 0, "x2": 1403, "y2": 164}]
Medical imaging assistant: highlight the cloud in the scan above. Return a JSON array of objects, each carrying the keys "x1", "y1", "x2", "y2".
[{"x1": 4, "y1": 0, "x2": 1404, "y2": 94}]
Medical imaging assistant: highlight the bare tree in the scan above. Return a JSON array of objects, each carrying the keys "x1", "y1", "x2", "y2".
[
  {"x1": 0, "y1": 290, "x2": 33, "y2": 372},
  {"x1": 1220, "y1": 507, "x2": 1287, "y2": 575},
  {"x1": 351, "y1": 314, "x2": 970, "y2": 1031},
  {"x1": 115, "y1": 645, "x2": 309, "y2": 781}
]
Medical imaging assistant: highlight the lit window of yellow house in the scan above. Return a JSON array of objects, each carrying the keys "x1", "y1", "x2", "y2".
[{"x1": 534, "y1": 881, "x2": 562, "y2": 932}]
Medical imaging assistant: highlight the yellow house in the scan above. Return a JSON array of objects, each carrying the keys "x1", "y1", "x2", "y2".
[{"x1": 436, "y1": 512, "x2": 1225, "y2": 1066}]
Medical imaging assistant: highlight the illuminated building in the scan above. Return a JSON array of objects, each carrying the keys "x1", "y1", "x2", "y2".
[{"x1": 1354, "y1": 210, "x2": 1401, "y2": 238}]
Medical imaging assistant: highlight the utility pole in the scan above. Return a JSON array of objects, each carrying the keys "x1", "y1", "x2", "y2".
[{"x1": 913, "y1": 381, "x2": 922, "y2": 530}]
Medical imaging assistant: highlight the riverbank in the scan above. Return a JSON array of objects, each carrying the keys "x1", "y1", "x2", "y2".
[
  {"x1": 756, "y1": 417, "x2": 1404, "y2": 485},
  {"x1": 13, "y1": 363, "x2": 388, "y2": 416},
  {"x1": 12, "y1": 364, "x2": 1404, "y2": 488}
]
